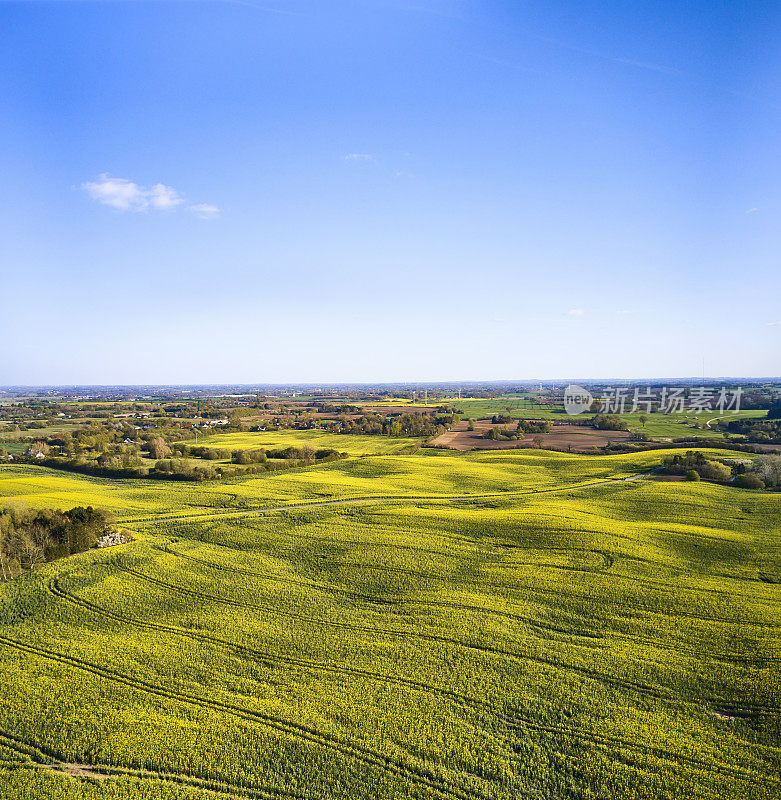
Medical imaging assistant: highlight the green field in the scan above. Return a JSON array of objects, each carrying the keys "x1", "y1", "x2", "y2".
[
  {"x1": 0, "y1": 446, "x2": 778, "y2": 799},
  {"x1": 451, "y1": 399, "x2": 766, "y2": 439}
]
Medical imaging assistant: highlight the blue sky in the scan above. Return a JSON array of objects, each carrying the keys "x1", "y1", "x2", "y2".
[{"x1": 1, "y1": 0, "x2": 780, "y2": 383}]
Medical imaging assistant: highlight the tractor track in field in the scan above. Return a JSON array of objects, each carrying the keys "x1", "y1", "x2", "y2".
[
  {"x1": 23, "y1": 584, "x2": 781, "y2": 789},
  {"x1": 124, "y1": 473, "x2": 657, "y2": 527},
  {"x1": 331, "y1": 552, "x2": 779, "y2": 614},
  {"x1": 0, "y1": 725, "x2": 309, "y2": 800},
  {"x1": 499, "y1": 578, "x2": 781, "y2": 630},
  {"x1": 0, "y1": 635, "x2": 489, "y2": 800},
  {"x1": 501, "y1": 713, "x2": 781, "y2": 785},
  {"x1": 48, "y1": 577, "x2": 517, "y2": 726},
  {"x1": 106, "y1": 561, "x2": 775, "y2": 710},
  {"x1": 161, "y1": 546, "x2": 779, "y2": 668},
  {"x1": 50, "y1": 576, "x2": 778, "y2": 722},
  {"x1": 615, "y1": 571, "x2": 781, "y2": 607},
  {"x1": 162, "y1": 545, "x2": 606, "y2": 642}
]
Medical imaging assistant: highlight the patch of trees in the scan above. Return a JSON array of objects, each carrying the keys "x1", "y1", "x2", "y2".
[
  {"x1": 736, "y1": 390, "x2": 781, "y2": 411},
  {"x1": 661, "y1": 451, "x2": 780, "y2": 489},
  {"x1": 483, "y1": 419, "x2": 551, "y2": 442},
  {"x1": 733, "y1": 474, "x2": 765, "y2": 489},
  {"x1": 146, "y1": 437, "x2": 172, "y2": 459},
  {"x1": 154, "y1": 459, "x2": 220, "y2": 481},
  {"x1": 519, "y1": 419, "x2": 551, "y2": 434},
  {"x1": 176, "y1": 445, "x2": 231, "y2": 460},
  {"x1": 725, "y1": 418, "x2": 781, "y2": 443},
  {"x1": 752, "y1": 455, "x2": 781, "y2": 488},
  {"x1": 230, "y1": 446, "x2": 343, "y2": 465},
  {"x1": 0, "y1": 504, "x2": 114, "y2": 576},
  {"x1": 34, "y1": 455, "x2": 150, "y2": 479},
  {"x1": 591, "y1": 414, "x2": 629, "y2": 431},
  {"x1": 662, "y1": 451, "x2": 731, "y2": 482},
  {"x1": 314, "y1": 403, "x2": 361, "y2": 414},
  {"x1": 334, "y1": 412, "x2": 456, "y2": 439}
]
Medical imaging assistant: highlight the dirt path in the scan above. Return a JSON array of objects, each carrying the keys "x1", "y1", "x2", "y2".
[{"x1": 704, "y1": 413, "x2": 744, "y2": 429}]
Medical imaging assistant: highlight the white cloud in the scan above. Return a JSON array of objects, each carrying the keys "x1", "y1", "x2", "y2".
[
  {"x1": 766, "y1": 321, "x2": 781, "y2": 327},
  {"x1": 82, "y1": 174, "x2": 183, "y2": 212},
  {"x1": 566, "y1": 308, "x2": 585, "y2": 316},
  {"x1": 146, "y1": 182, "x2": 183, "y2": 210},
  {"x1": 343, "y1": 153, "x2": 375, "y2": 162},
  {"x1": 188, "y1": 203, "x2": 220, "y2": 220},
  {"x1": 82, "y1": 174, "x2": 218, "y2": 218},
  {"x1": 746, "y1": 207, "x2": 759, "y2": 214}
]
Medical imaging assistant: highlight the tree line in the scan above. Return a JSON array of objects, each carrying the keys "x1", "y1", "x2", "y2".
[
  {"x1": 661, "y1": 451, "x2": 781, "y2": 489},
  {"x1": 724, "y1": 417, "x2": 781, "y2": 444},
  {"x1": 0, "y1": 505, "x2": 114, "y2": 577},
  {"x1": 483, "y1": 419, "x2": 552, "y2": 442}
]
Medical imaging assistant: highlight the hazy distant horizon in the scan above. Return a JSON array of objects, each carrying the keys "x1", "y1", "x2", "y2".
[{"x1": 2, "y1": 377, "x2": 779, "y2": 392}]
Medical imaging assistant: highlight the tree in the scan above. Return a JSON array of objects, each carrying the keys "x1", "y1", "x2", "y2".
[
  {"x1": 228, "y1": 412, "x2": 245, "y2": 430},
  {"x1": 734, "y1": 474, "x2": 765, "y2": 490},
  {"x1": 532, "y1": 434, "x2": 544, "y2": 448},
  {"x1": 148, "y1": 437, "x2": 171, "y2": 459},
  {"x1": 232, "y1": 449, "x2": 250, "y2": 465},
  {"x1": 698, "y1": 460, "x2": 732, "y2": 482},
  {"x1": 19, "y1": 530, "x2": 48, "y2": 570},
  {"x1": 467, "y1": 419, "x2": 474, "y2": 431},
  {"x1": 638, "y1": 414, "x2": 648, "y2": 428},
  {"x1": 754, "y1": 455, "x2": 781, "y2": 487},
  {"x1": 0, "y1": 531, "x2": 21, "y2": 580}
]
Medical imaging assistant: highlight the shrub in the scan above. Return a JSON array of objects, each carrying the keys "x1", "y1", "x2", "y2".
[
  {"x1": 734, "y1": 474, "x2": 765, "y2": 490},
  {"x1": 698, "y1": 460, "x2": 732, "y2": 482},
  {"x1": 685, "y1": 469, "x2": 700, "y2": 481}
]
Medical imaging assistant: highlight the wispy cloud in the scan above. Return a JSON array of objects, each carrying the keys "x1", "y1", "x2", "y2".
[
  {"x1": 343, "y1": 153, "x2": 376, "y2": 162},
  {"x1": 188, "y1": 203, "x2": 220, "y2": 220},
  {"x1": 611, "y1": 56, "x2": 682, "y2": 76},
  {"x1": 566, "y1": 308, "x2": 586, "y2": 317},
  {"x1": 529, "y1": 33, "x2": 682, "y2": 77},
  {"x1": 766, "y1": 321, "x2": 781, "y2": 327},
  {"x1": 746, "y1": 207, "x2": 759, "y2": 214},
  {"x1": 82, "y1": 174, "x2": 218, "y2": 219}
]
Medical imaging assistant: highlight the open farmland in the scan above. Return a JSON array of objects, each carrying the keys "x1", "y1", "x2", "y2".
[
  {"x1": 429, "y1": 421, "x2": 634, "y2": 452},
  {"x1": 448, "y1": 398, "x2": 768, "y2": 440},
  {"x1": 0, "y1": 444, "x2": 778, "y2": 800}
]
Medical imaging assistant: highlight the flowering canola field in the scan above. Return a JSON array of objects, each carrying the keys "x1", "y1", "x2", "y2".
[{"x1": 0, "y1": 446, "x2": 778, "y2": 799}]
